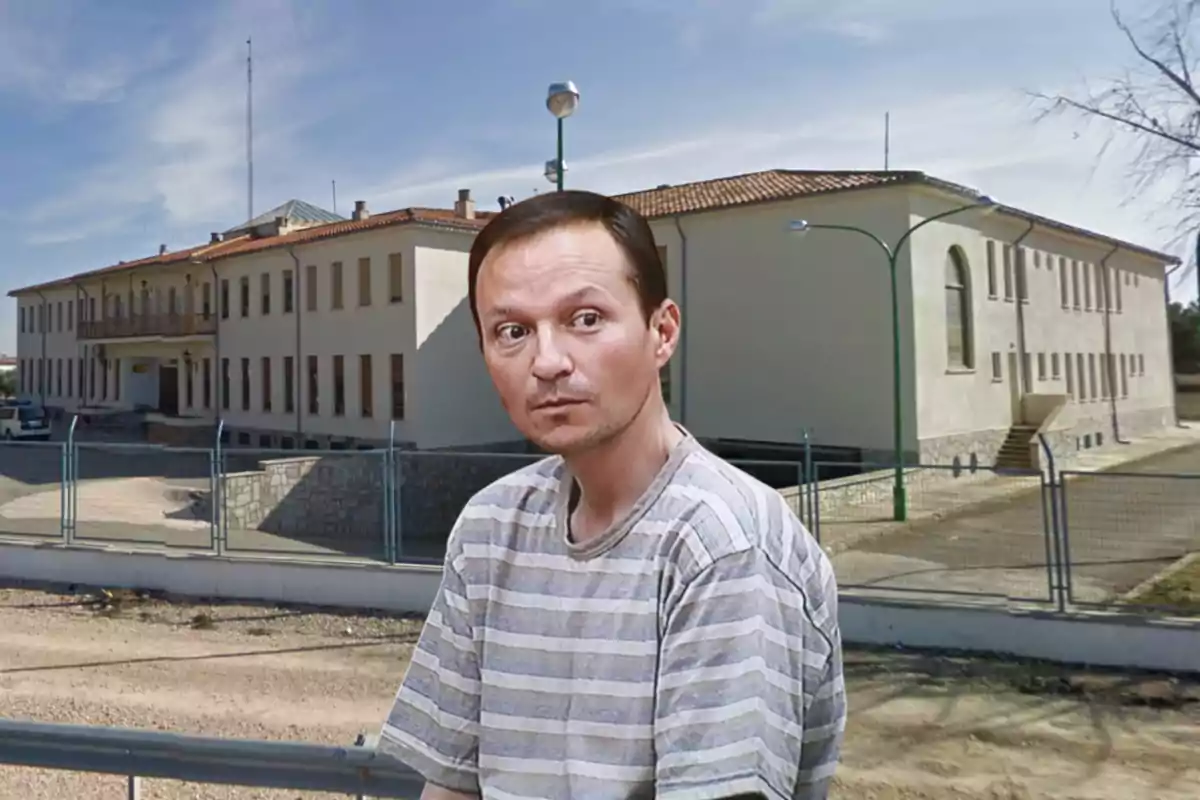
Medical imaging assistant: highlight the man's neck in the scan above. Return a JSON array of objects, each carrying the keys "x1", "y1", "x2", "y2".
[{"x1": 565, "y1": 403, "x2": 684, "y2": 542}]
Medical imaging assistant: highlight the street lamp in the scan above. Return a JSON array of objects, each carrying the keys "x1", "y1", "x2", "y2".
[
  {"x1": 788, "y1": 193, "x2": 997, "y2": 522},
  {"x1": 544, "y1": 158, "x2": 568, "y2": 186},
  {"x1": 546, "y1": 81, "x2": 579, "y2": 192}
]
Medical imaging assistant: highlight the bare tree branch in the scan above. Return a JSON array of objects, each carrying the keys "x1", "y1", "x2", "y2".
[{"x1": 1030, "y1": 0, "x2": 1200, "y2": 274}]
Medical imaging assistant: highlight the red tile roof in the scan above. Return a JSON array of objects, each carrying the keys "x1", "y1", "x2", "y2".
[
  {"x1": 8, "y1": 207, "x2": 493, "y2": 296},
  {"x1": 8, "y1": 169, "x2": 1178, "y2": 297},
  {"x1": 612, "y1": 170, "x2": 920, "y2": 217}
]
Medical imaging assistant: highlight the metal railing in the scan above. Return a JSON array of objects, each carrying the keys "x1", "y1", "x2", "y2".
[
  {"x1": 1, "y1": 421, "x2": 1198, "y2": 618},
  {"x1": 0, "y1": 719, "x2": 422, "y2": 798},
  {"x1": 77, "y1": 312, "x2": 216, "y2": 340}
]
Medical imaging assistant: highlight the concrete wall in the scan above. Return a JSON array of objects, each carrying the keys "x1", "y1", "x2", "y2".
[{"x1": 3, "y1": 540, "x2": 1196, "y2": 674}]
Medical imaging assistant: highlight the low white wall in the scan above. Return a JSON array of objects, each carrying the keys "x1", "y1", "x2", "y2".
[
  {"x1": 2, "y1": 540, "x2": 1197, "y2": 674},
  {"x1": 0, "y1": 539, "x2": 441, "y2": 613}
]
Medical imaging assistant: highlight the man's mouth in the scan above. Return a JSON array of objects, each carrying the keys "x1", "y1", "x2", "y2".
[{"x1": 533, "y1": 398, "x2": 586, "y2": 411}]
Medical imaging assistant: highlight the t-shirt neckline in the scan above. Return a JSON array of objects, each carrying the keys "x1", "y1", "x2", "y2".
[{"x1": 558, "y1": 426, "x2": 697, "y2": 561}]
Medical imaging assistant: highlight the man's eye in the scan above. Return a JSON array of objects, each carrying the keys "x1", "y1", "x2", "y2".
[
  {"x1": 495, "y1": 324, "x2": 526, "y2": 342},
  {"x1": 573, "y1": 311, "x2": 601, "y2": 328}
]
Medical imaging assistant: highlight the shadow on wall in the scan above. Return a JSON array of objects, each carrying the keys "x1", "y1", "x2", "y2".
[
  {"x1": 412, "y1": 292, "x2": 519, "y2": 449},
  {"x1": 216, "y1": 446, "x2": 545, "y2": 559}
]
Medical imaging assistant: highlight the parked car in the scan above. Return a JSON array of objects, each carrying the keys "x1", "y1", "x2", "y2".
[{"x1": 0, "y1": 403, "x2": 51, "y2": 441}]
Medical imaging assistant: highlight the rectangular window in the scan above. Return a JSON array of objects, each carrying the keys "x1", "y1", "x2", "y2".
[
  {"x1": 1138, "y1": 353, "x2": 1145, "y2": 375},
  {"x1": 1071, "y1": 261, "x2": 1081, "y2": 309},
  {"x1": 1096, "y1": 263, "x2": 1106, "y2": 311},
  {"x1": 1119, "y1": 354, "x2": 1128, "y2": 397},
  {"x1": 358, "y1": 257, "x2": 372, "y2": 306},
  {"x1": 221, "y1": 358, "x2": 231, "y2": 410},
  {"x1": 66, "y1": 358, "x2": 73, "y2": 397},
  {"x1": 86, "y1": 357, "x2": 93, "y2": 398},
  {"x1": 1015, "y1": 248, "x2": 1028, "y2": 302},
  {"x1": 100, "y1": 358, "x2": 108, "y2": 400},
  {"x1": 307, "y1": 355, "x2": 319, "y2": 415},
  {"x1": 333, "y1": 355, "x2": 345, "y2": 416},
  {"x1": 78, "y1": 357, "x2": 85, "y2": 400},
  {"x1": 390, "y1": 354, "x2": 405, "y2": 419},
  {"x1": 991, "y1": 352, "x2": 1002, "y2": 381},
  {"x1": 1077, "y1": 353, "x2": 1086, "y2": 400},
  {"x1": 1037, "y1": 352, "x2": 1046, "y2": 381},
  {"x1": 203, "y1": 358, "x2": 212, "y2": 409},
  {"x1": 1083, "y1": 263, "x2": 1092, "y2": 310},
  {"x1": 113, "y1": 358, "x2": 120, "y2": 401},
  {"x1": 1064, "y1": 353, "x2": 1074, "y2": 398},
  {"x1": 220, "y1": 279, "x2": 230, "y2": 319},
  {"x1": 261, "y1": 356, "x2": 272, "y2": 411},
  {"x1": 1100, "y1": 352, "x2": 1109, "y2": 398},
  {"x1": 186, "y1": 361, "x2": 194, "y2": 408},
  {"x1": 18, "y1": 307, "x2": 24, "y2": 334},
  {"x1": 57, "y1": 301, "x2": 63, "y2": 331},
  {"x1": 388, "y1": 253, "x2": 403, "y2": 303},
  {"x1": 37, "y1": 304, "x2": 43, "y2": 333},
  {"x1": 985, "y1": 241, "x2": 997, "y2": 298},
  {"x1": 360, "y1": 354, "x2": 373, "y2": 417},
  {"x1": 1051, "y1": 352, "x2": 1060, "y2": 380},
  {"x1": 1088, "y1": 353, "x2": 1097, "y2": 399},
  {"x1": 284, "y1": 356, "x2": 295, "y2": 413},
  {"x1": 1115, "y1": 269, "x2": 1123, "y2": 312},
  {"x1": 240, "y1": 358, "x2": 251, "y2": 411},
  {"x1": 261, "y1": 273, "x2": 271, "y2": 315},
  {"x1": 1002, "y1": 245, "x2": 1014, "y2": 300},
  {"x1": 305, "y1": 265, "x2": 318, "y2": 312},
  {"x1": 202, "y1": 282, "x2": 212, "y2": 319},
  {"x1": 240, "y1": 277, "x2": 250, "y2": 318},
  {"x1": 331, "y1": 261, "x2": 344, "y2": 309},
  {"x1": 283, "y1": 270, "x2": 294, "y2": 314},
  {"x1": 55, "y1": 359, "x2": 62, "y2": 396},
  {"x1": 1058, "y1": 256, "x2": 1068, "y2": 308}
]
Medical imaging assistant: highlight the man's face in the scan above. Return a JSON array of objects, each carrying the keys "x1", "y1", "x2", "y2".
[{"x1": 475, "y1": 222, "x2": 678, "y2": 455}]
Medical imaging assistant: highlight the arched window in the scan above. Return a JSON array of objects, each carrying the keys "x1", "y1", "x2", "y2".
[{"x1": 945, "y1": 247, "x2": 973, "y2": 370}]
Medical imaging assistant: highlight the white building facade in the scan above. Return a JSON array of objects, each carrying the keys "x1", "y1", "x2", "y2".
[
  {"x1": 622, "y1": 170, "x2": 1177, "y2": 466},
  {"x1": 10, "y1": 170, "x2": 1178, "y2": 465},
  {"x1": 10, "y1": 192, "x2": 518, "y2": 451}
]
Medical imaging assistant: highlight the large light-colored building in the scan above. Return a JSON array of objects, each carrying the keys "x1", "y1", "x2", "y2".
[{"x1": 9, "y1": 170, "x2": 1179, "y2": 464}]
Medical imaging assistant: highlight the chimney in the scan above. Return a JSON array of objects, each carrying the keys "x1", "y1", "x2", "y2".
[
  {"x1": 352, "y1": 200, "x2": 369, "y2": 221},
  {"x1": 210, "y1": 232, "x2": 221, "y2": 244},
  {"x1": 454, "y1": 188, "x2": 476, "y2": 220},
  {"x1": 158, "y1": 244, "x2": 167, "y2": 256}
]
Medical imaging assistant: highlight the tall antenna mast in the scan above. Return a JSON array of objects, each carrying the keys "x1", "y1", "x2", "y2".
[
  {"x1": 884, "y1": 111, "x2": 890, "y2": 171},
  {"x1": 246, "y1": 37, "x2": 254, "y2": 222}
]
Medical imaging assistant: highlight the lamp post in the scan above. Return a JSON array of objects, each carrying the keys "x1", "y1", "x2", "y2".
[
  {"x1": 545, "y1": 81, "x2": 579, "y2": 192},
  {"x1": 788, "y1": 194, "x2": 997, "y2": 522}
]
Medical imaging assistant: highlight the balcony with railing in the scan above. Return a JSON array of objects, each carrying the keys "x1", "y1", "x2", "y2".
[{"x1": 77, "y1": 312, "x2": 216, "y2": 341}]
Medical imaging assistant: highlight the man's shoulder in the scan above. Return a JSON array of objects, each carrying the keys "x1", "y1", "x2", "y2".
[
  {"x1": 661, "y1": 444, "x2": 828, "y2": 584},
  {"x1": 445, "y1": 454, "x2": 563, "y2": 548}
]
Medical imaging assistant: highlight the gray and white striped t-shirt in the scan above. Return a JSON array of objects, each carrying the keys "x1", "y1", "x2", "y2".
[{"x1": 381, "y1": 433, "x2": 845, "y2": 800}]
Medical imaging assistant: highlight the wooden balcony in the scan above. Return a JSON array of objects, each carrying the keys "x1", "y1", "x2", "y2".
[{"x1": 77, "y1": 313, "x2": 217, "y2": 341}]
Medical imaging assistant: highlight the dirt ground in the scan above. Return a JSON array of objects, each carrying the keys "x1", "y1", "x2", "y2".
[{"x1": 0, "y1": 584, "x2": 1197, "y2": 799}]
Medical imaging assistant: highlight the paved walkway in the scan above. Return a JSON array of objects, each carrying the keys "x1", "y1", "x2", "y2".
[{"x1": 826, "y1": 425, "x2": 1200, "y2": 608}]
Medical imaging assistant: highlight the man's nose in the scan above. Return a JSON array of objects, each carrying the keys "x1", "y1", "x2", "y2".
[{"x1": 530, "y1": 327, "x2": 573, "y2": 382}]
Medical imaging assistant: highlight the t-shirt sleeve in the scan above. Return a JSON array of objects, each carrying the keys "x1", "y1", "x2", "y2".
[
  {"x1": 654, "y1": 548, "x2": 846, "y2": 800},
  {"x1": 378, "y1": 554, "x2": 481, "y2": 794}
]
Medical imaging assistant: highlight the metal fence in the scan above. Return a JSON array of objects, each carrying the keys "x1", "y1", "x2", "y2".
[
  {"x1": 2, "y1": 422, "x2": 1198, "y2": 618},
  {"x1": 0, "y1": 719, "x2": 421, "y2": 798}
]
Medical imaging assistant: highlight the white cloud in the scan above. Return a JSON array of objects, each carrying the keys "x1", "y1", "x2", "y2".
[{"x1": 20, "y1": 0, "x2": 332, "y2": 246}]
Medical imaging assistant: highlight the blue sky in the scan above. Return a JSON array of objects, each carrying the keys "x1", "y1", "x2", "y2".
[{"x1": 0, "y1": 0, "x2": 1187, "y2": 354}]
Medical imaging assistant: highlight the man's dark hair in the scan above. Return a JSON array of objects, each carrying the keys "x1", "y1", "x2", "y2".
[{"x1": 467, "y1": 190, "x2": 667, "y2": 334}]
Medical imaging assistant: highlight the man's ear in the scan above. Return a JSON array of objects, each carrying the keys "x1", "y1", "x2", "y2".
[{"x1": 652, "y1": 299, "x2": 681, "y2": 366}]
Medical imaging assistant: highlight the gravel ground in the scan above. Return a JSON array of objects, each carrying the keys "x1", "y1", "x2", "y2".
[{"x1": 1, "y1": 583, "x2": 1198, "y2": 799}]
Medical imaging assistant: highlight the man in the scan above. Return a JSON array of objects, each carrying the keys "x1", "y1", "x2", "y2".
[{"x1": 380, "y1": 190, "x2": 845, "y2": 800}]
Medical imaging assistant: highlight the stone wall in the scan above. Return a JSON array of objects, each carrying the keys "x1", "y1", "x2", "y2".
[
  {"x1": 222, "y1": 454, "x2": 387, "y2": 544},
  {"x1": 217, "y1": 449, "x2": 543, "y2": 554},
  {"x1": 918, "y1": 428, "x2": 1009, "y2": 468}
]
